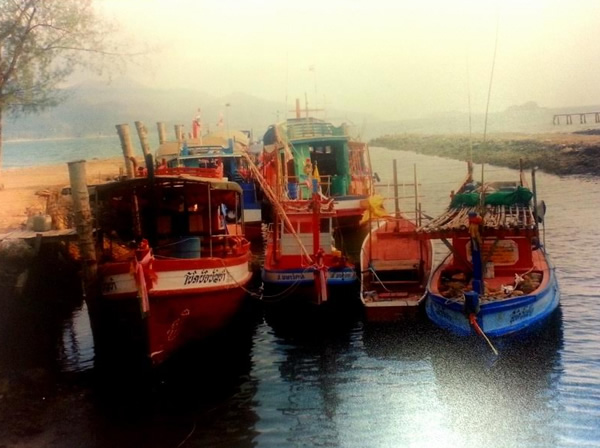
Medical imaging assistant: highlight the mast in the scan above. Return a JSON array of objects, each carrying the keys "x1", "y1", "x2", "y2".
[
  {"x1": 393, "y1": 159, "x2": 400, "y2": 231},
  {"x1": 531, "y1": 167, "x2": 538, "y2": 229},
  {"x1": 413, "y1": 164, "x2": 419, "y2": 227}
]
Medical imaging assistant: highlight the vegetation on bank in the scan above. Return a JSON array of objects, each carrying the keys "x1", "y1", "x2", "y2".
[{"x1": 370, "y1": 134, "x2": 600, "y2": 176}]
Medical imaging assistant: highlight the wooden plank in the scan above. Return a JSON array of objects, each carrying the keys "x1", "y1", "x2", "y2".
[
  {"x1": 0, "y1": 229, "x2": 78, "y2": 242},
  {"x1": 371, "y1": 259, "x2": 420, "y2": 271}
]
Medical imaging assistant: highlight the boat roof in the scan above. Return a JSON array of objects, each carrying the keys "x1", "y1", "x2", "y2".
[
  {"x1": 156, "y1": 130, "x2": 250, "y2": 158},
  {"x1": 418, "y1": 203, "x2": 537, "y2": 237},
  {"x1": 286, "y1": 118, "x2": 347, "y2": 141},
  {"x1": 263, "y1": 118, "x2": 349, "y2": 146},
  {"x1": 93, "y1": 174, "x2": 243, "y2": 194}
]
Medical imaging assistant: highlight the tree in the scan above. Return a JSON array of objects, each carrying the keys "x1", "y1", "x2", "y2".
[{"x1": 0, "y1": 0, "x2": 131, "y2": 188}]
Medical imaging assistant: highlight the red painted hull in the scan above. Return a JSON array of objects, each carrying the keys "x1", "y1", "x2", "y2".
[
  {"x1": 146, "y1": 285, "x2": 249, "y2": 365},
  {"x1": 97, "y1": 252, "x2": 252, "y2": 365}
]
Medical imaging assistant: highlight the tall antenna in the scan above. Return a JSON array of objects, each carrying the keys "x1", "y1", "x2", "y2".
[
  {"x1": 309, "y1": 65, "x2": 317, "y2": 109},
  {"x1": 466, "y1": 53, "x2": 473, "y2": 163},
  {"x1": 483, "y1": 8, "x2": 500, "y2": 142},
  {"x1": 285, "y1": 52, "x2": 289, "y2": 120}
]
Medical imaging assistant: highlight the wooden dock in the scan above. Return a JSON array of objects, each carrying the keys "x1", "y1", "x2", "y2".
[
  {"x1": 0, "y1": 228, "x2": 78, "y2": 242},
  {"x1": 553, "y1": 112, "x2": 600, "y2": 125}
]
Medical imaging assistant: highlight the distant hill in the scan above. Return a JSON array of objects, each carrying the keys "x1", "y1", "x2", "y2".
[
  {"x1": 6, "y1": 83, "x2": 600, "y2": 141},
  {"x1": 4, "y1": 79, "x2": 377, "y2": 141},
  {"x1": 365, "y1": 102, "x2": 600, "y2": 138}
]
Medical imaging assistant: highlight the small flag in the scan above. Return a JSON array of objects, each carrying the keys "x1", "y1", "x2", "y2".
[
  {"x1": 192, "y1": 109, "x2": 202, "y2": 138},
  {"x1": 313, "y1": 161, "x2": 321, "y2": 182}
]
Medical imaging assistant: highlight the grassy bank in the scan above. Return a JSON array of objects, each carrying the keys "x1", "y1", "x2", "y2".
[{"x1": 370, "y1": 133, "x2": 600, "y2": 176}]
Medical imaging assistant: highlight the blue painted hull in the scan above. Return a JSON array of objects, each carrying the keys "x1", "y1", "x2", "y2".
[
  {"x1": 261, "y1": 266, "x2": 358, "y2": 306},
  {"x1": 261, "y1": 266, "x2": 357, "y2": 286},
  {"x1": 425, "y1": 253, "x2": 560, "y2": 337}
]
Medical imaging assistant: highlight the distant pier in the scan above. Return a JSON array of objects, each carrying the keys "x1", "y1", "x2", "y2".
[{"x1": 553, "y1": 112, "x2": 600, "y2": 125}]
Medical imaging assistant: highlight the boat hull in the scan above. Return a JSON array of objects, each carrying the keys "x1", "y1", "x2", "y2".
[
  {"x1": 96, "y1": 254, "x2": 252, "y2": 365},
  {"x1": 362, "y1": 296, "x2": 425, "y2": 322},
  {"x1": 261, "y1": 266, "x2": 358, "y2": 306},
  {"x1": 360, "y1": 219, "x2": 433, "y2": 323},
  {"x1": 425, "y1": 253, "x2": 560, "y2": 337}
]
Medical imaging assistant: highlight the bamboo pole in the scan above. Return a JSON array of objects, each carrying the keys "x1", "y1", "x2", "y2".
[
  {"x1": 393, "y1": 159, "x2": 399, "y2": 231},
  {"x1": 157, "y1": 122, "x2": 166, "y2": 144},
  {"x1": 67, "y1": 160, "x2": 97, "y2": 294},
  {"x1": 531, "y1": 167, "x2": 538, "y2": 226},
  {"x1": 413, "y1": 164, "x2": 419, "y2": 226},
  {"x1": 115, "y1": 124, "x2": 136, "y2": 178},
  {"x1": 134, "y1": 121, "x2": 152, "y2": 157},
  {"x1": 174, "y1": 124, "x2": 184, "y2": 141}
]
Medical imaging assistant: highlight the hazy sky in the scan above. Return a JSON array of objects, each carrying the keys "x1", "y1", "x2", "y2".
[{"x1": 98, "y1": 0, "x2": 600, "y2": 120}]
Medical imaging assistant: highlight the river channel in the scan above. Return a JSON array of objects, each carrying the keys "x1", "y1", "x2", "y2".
[{"x1": 1, "y1": 144, "x2": 599, "y2": 447}]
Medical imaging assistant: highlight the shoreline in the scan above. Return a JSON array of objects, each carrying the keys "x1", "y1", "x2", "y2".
[
  {"x1": 4, "y1": 134, "x2": 117, "y2": 144},
  {"x1": 2, "y1": 131, "x2": 599, "y2": 233},
  {"x1": 0, "y1": 157, "x2": 124, "y2": 233},
  {"x1": 369, "y1": 132, "x2": 600, "y2": 177}
]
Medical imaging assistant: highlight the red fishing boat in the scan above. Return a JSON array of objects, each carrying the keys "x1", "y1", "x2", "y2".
[
  {"x1": 261, "y1": 98, "x2": 374, "y2": 263},
  {"x1": 239, "y1": 128, "x2": 357, "y2": 306},
  {"x1": 360, "y1": 162, "x2": 433, "y2": 321},
  {"x1": 92, "y1": 172, "x2": 252, "y2": 365},
  {"x1": 153, "y1": 129, "x2": 264, "y2": 241},
  {"x1": 261, "y1": 190, "x2": 357, "y2": 307}
]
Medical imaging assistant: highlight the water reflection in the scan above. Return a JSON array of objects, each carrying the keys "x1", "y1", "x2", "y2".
[
  {"x1": 59, "y1": 304, "x2": 95, "y2": 372},
  {"x1": 255, "y1": 306, "x2": 362, "y2": 447},
  {"x1": 0, "y1": 244, "x2": 87, "y2": 443},
  {"x1": 88, "y1": 302, "x2": 262, "y2": 447},
  {"x1": 363, "y1": 308, "x2": 564, "y2": 448}
]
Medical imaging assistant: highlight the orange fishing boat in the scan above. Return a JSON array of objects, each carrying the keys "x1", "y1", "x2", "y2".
[{"x1": 360, "y1": 162, "x2": 433, "y2": 321}]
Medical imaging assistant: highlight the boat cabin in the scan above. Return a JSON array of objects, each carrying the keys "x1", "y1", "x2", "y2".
[{"x1": 93, "y1": 176, "x2": 246, "y2": 260}]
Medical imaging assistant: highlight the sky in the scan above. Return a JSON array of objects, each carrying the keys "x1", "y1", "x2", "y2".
[{"x1": 97, "y1": 0, "x2": 600, "y2": 121}]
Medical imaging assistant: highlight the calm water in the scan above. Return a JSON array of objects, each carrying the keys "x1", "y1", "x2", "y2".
[
  {"x1": 1, "y1": 142, "x2": 600, "y2": 447},
  {"x1": 3, "y1": 135, "x2": 150, "y2": 168}
]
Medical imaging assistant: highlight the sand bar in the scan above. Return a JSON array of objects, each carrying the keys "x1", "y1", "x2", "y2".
[{"x1": 0, "y1": 157, "x2": 124, "y2": 233}]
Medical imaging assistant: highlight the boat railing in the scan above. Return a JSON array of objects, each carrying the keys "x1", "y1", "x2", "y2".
[
  {"x1": 153, "y1": 234, "x2": 249, "y2": 259},
  {"x1": 155, "y1": 165, "x2": 224, "y2": 179},
  {"x1": 285, "y1": 175, "x2": 332, "y2": 199},
  {"x1": 287, "y1": 121, "x2": 342, "y2": 139},
  {"x1": 201, "y1": 234, "x2": 249, "y2": 258}
]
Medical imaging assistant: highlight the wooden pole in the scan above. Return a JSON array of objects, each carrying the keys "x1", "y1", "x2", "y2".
[
  {"x1": 115, "y1": 124, "x2": 135, "y2": 178},
  {"x1": 134, "y1": 121, "x2": 152, "y2": 157},
  {"x1": 312, "y1": 191, "x2": 320, "y2": 256},
  {"x1": 531, "y1": 167, "x2": 538, "y2": 226},
  {"x1": 157, "y1": 122, "x2": 166, "y2": 144},
  {"x1": 67, "y1": 160, "x2": 97, "y2": 294},
  {"x1": 393, "y1": 159, "x2": 399, "y2": 231},
  {"x1": 207, "y1": 183, "x2": 213, "y2": 257},
  {"x1": 413, "y1": 164, "x2": 419, "y2": 226},
  {"x1": 365, "y1": 144, "x2": 374, "y2": 195},
  {"x1": 174, "y1": 124, "x2": 184, "y2": 141}
]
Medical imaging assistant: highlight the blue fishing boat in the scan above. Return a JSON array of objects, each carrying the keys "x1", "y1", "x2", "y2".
[{"x1": 421, "y1": 163, "x2": 559, "y2": 339}]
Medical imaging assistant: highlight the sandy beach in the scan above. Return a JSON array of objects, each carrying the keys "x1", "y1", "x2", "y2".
[{"x1": 0, "y1": 157, "x2": 125, "y2": 233}]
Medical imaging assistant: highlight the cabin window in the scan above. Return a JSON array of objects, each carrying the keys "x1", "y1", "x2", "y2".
[{"x1": 312, "y1": 151, "x2": 338, "y2": 176}]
